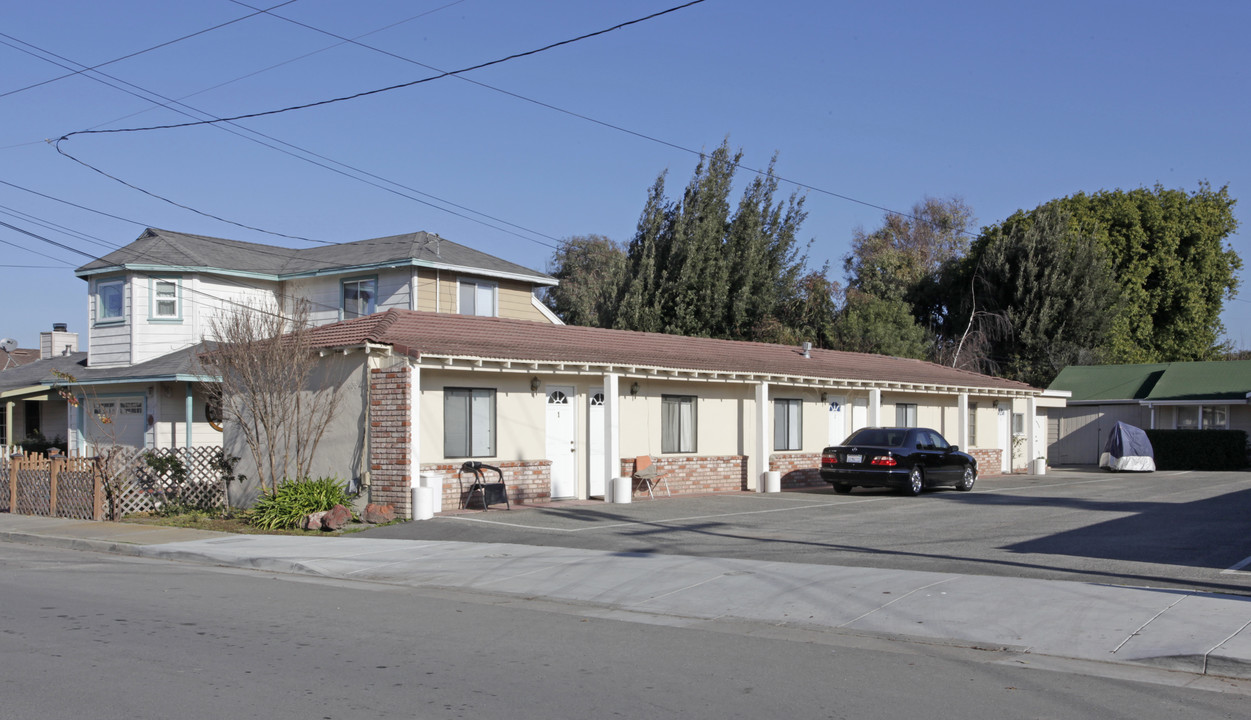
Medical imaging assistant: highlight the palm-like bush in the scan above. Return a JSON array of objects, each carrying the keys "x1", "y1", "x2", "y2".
[{"x1": 247, "y1": 477, "x2": 353, "y2": 530}]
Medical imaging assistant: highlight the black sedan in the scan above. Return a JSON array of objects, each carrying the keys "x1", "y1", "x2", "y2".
[{"x1": 820, "y1": 427, "x2": 977, "y2": 496}]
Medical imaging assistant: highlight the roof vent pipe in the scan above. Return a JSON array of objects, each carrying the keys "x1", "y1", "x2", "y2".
[
  {"x1": 802, "y1": 341, "x2": 812, "y2": 358},
  {"x1": 53, "y1": 322, "x2": 67, "y2": 332}
]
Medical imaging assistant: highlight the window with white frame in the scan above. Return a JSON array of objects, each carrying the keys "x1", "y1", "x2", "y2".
[
  {"x1": 341, "y1": 277, "x2": 377, "y2": 319},
  {"x1": 896, "y1": 403, "x2": 917, "y2": 428},
  {"x1": 444, "y1": 388, "x2": 495, "y2": 458},
  {"x1": 968, "y1": 403, "x2": 978, "y2": 444},
  {"x1": 662, "y1": 395, "x2": 697, "y2": 453},
  {"x1": 1203, "y1": 405, "x2": 1229, "y2": 429},
  {"x1": 96, "y1": 278, "x2": 125, "y2": 323},
  {"x1": 151, "y1": 278, "x2": 181, "y2": 320},
  {"x1": 1012, "y1": 412, "x2": 1025, "y2": 435},
  {"x1": 458, "y1": 278, "x2": 498, "y2": 317},
  {"x1": 1176, "y1": 406, "x2": 1199, "y2": 429},
  {"x1": 774, "y1": 398, "x2": 802, "y2": 451}
]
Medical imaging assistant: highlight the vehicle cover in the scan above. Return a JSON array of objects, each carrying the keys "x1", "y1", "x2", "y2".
[{"x1": 1099, "y1": 421, "x2": 1155, "y2": 472}]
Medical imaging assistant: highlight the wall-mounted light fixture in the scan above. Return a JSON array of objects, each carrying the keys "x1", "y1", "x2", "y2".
[
  {"x1": 530, "y1": 377, "x2": 541, "y2": 392},
  {"x1": 630, "y1": 382, "x2": 640, "y2": 396},
  {"x1": 820, "y1": 392, "x2": 829, "y2": 403}
]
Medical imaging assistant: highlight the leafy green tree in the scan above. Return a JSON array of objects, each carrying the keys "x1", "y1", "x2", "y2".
[
  {"x1": 958, "y1": 205, "x2": 1120, "y2": 386},
  {"x1": 843, "y1": 196, "x2": 974, "y2": 329},
  {"x1": 608, "y1": 140, "x2": 816, "y2": 343},
  {"x1": 543, "y1": 235, "x2": 627, "y2": 327},
  {"x1": 980, "y1": 183, "x2": 1240, "y2": 365},
  {"x1": 831, "y1": 292, "x2": 930, "y2": 359}
]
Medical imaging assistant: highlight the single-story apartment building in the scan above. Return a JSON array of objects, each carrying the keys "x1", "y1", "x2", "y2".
[
  {"x1": 1045, "y1": 360, "x2": 1251, "y2": 464},
  {"x1": 226, "y1": 310, "x2": 1061, "y2": 515}
]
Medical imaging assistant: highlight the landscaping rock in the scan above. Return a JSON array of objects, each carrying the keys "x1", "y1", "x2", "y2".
[
  {"x1": 321, "y1": 504, "x2": 352, "y2": 531},
  {"x1": 362, "y1": 503, "x2": 396, "y2": 524},
  {"x1": 304, "y1": 511, "x2": 327, "y2": 530}
]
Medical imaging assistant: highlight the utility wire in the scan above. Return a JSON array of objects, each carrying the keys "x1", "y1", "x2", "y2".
[
  {"x1": 54, "y1": 0, "x2": 708, "y2": 141},
  {"x1": 8, "y1": 28, "x2": 560, "y2": 247},
  {"x1": 0, "y1": 1, "x2": 303, "y2": 100},
  {"x1": 232, "y1": 0, "x2": 911, "y2": 221}
]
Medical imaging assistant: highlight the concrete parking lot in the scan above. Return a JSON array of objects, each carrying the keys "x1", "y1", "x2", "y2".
[{"x1": 365, "y1": 467, "x2": 1251, "y2": 596}]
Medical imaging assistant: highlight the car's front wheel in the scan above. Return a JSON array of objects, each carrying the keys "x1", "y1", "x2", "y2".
[
  {"x1": 956, "y1": 466, "x2": 975, "y2": 491},
  {"x1": 902, "y1": 466, "x2": 924, "y2": 496}
]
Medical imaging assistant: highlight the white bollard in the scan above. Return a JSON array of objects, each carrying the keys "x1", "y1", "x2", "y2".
[
  {"x1": 412, "y1": 485, "x2": 434, "y2": 520},
  {"x1": 764, "y1": 470, "x2": 781, "y2": 493},
  {"x1": 612, "y1": 476, "x2": 633, "y2": 504}
]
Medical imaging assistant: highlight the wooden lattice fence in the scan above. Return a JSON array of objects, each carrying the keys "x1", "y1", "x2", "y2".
[{"x1": 5, "y1": 446, "x2": 227, "y2": 520}]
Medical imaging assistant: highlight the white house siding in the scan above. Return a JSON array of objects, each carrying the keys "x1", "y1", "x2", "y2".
[
  {"x1": 192, "y1": 275, "x2": 277, "y2": 342},
  {"x1": 87, "y1": 275, "x2": 133, "y2": 368}
]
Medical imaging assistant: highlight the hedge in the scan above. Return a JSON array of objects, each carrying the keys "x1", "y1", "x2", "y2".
[{"x1": 1143, "y1": 429, "x2": 1249, "y2": 470}]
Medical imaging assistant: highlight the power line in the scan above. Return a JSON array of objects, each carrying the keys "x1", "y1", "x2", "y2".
[
  {"x1": 0, "y1": 0, "x2": 303, "y2": 99},
  {"x1": 232, "y1": 0, "x2": 913, "y2": 222},
  {"x1": 54, "y1": 1, "x2": 709, "y2": 141}
]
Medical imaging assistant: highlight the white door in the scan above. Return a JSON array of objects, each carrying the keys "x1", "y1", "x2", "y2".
[
  {"x1": 851, "y1": 397, "x2": 868, "y2": 432},
  {"x1": 546, "y1": 386, "x2": 577, "y2": 499},
  {"x1": 588, "y1": 389, "x2": 606, "y2": 497},
  {"x1": 997, "y1": 407, "x2": 1011, "y2": 473},
  {"x1": 827, "y1": 396, "x2": 847, "y2": 446}
]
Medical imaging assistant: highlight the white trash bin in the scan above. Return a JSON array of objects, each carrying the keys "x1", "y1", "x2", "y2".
[
  {"x1": 763, "y1": 470, "x2": 781, "y2": 493},
  {"x1": 612, "y1": 476, "x2": 633, "y2": 504},
  {"x1": 412, "y1": 485, "x2": 434, "y2": 520},
  {"x1": 419, "y1": 472, "x2": 444, "y2": 514}
]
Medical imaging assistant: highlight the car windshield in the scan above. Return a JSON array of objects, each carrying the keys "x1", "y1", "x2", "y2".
[{"x1": 846, "y1": 428, "x2": 908, "y2": 447}]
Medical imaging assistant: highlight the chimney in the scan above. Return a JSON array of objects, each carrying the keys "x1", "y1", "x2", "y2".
[{"x1": 41, "y1": 324, "x2": 79, "y2": 359}]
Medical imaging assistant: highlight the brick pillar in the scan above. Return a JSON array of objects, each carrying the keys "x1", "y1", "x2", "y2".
[{"x1": 369, "y1": 366, "x2": 413, "y2": 518}]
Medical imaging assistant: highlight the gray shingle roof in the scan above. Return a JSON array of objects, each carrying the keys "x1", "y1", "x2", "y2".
[{"x1": 75, "y1": 228, "x2": 555, "y2": 283}]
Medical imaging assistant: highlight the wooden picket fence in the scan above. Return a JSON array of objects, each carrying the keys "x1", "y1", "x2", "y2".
[{"x1": 3, "y1": 446, "x2": 227, "y2": 520}]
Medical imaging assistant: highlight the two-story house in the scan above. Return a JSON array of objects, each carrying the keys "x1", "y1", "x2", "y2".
[{"x1": 60, "y1": 227, "x2": 558, "y2": 454}]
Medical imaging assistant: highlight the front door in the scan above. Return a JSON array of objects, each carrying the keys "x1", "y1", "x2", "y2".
[
  {"x1": 546, "y1": 386, "x2": 577, "y2": 499},
  {"x1": 851, "y1": 397, "x2": 868, "y2": 433},
  {"x1": 588, "y1": 389, "x2": 606, "y2": 497},
  {"x1": 827, "y1": 396, "x2": 847, "y2": 446}
]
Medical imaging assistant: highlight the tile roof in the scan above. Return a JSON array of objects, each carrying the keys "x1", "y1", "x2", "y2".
[
  {"x1": 1, "y1": 348, "x2": 41, "y2": 370},
  {"x1": 306, "y1": 310, "x2": 1040, "y2": 393},
  {"x1": 75, "y1": 228, "x2": 555, "y2": 283}
]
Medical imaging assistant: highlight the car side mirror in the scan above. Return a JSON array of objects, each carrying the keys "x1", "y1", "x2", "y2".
[{"x1": 948, "y1": 445, "x2": 959, "y2": 453}]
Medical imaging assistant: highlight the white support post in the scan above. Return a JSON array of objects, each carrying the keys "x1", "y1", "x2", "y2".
[
  {"x1": 184, "y1": 382, "x2": 194, "y2": 449},
  {"x1": 869, "y1": 388, "x2": 881, "y2": 427},
  {"x1": 1026, "y1": 395, "x2": 1037, "y2": 466},
  {"x1": 604, "y1": 373, "x2": 620, "y2": 494},
  {"x1": 408, "y1": 363, "x2": 422, "y2": 516},
  {"x1": 957, "y1": 392, "x2": 969, "y2": 450},
  {"x1": 753, "y1": 382, "x2": 769, "y2": 492}
]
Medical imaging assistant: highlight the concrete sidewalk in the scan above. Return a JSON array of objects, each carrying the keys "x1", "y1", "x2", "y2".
[{"x1": 3, "y1": 512, "x2": 1251, "y2": 680}]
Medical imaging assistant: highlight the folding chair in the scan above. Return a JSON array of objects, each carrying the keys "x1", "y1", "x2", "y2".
[{"x1": 632, "y1": 455, "x2": 671, "y2": 499}]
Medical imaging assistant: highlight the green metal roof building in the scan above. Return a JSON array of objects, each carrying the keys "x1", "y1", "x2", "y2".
[{"x1": 1045, "y1": 361, "x2": 1251, "y2": 464}]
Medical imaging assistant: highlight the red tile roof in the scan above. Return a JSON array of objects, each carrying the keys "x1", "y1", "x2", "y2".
[{"x1": 306, "y1": 309, "x2": 1039, "y2": 393}]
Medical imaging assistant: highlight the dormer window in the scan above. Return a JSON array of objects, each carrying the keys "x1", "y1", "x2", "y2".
[
  {"x1": 342, "y1": 276, "x2": 377, "y2": 319},
  {"x1": 96, "y1": 278, "x2": 125, "y2": 324},
  {"x1": 151, "y1": 278, "x2": 181, "y2": 320},
  {"x1": 458, "y1": 278, "x2": 497, "y2": 317}
]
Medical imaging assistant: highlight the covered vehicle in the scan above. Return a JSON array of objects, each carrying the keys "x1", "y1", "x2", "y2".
[
  {"x1": 1100, "y1": 421, "x2": 1155, "y2": 472},
  {"x1": 820, "y1": 427, "x2": 977, "y2": 496}
]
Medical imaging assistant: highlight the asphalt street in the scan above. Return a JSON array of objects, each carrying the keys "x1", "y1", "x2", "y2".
[{"x1": 364, "y1": 467, "x2": 1251, "y2": 596}]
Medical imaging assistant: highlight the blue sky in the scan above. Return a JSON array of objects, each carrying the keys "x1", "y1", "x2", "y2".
[{"x1": 2, "y1": 0, "x2": 1248, "y2": 351}]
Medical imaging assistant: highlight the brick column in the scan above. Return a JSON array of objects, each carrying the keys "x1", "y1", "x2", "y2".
[{"x1": 370, "y1": 366, "x2": 413, "y2": 518}]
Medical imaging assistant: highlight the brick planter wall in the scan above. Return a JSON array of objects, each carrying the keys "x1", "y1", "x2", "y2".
[
  {"x1": 619, "y1": 455, "x2": 747, "y2": 497},
  {"x1": 770, "y1": 453, "x2": 825, "y2": 489},
  {"x1": 369, "y1": 367, "x2": 412, "y2": 517},
  {"x1": 969, "y1": 448, "x2": 1003, "y2": 476},
  {"x1": 420, "y1": 460, "x2": 552, "y2": 510}
]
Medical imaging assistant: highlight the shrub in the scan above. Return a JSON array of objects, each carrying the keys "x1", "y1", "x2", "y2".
[
  {"x1": 247, "y1": 476, "x2": 354, "y2": 530},
  {"x1": 1144, "y1": 429, "x2": 1249, "y2": 470}
]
